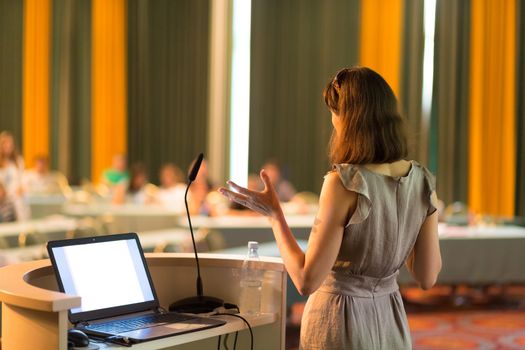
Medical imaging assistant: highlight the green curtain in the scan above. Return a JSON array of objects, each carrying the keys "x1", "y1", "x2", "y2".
[
  {"x1": 516, "y1": 0, "x2": 525, "y2": 217},
  {"x1": 68, "y1": 0, "x2": 92, "y2": 184},
  {"x1": 0, "y1": 0, "x2": 23, "y2": 143},
  {"x1": 429, "y1": 0, "x2": 470, "y2": 205},
  {"x1": 127, "y1": 0, "x2": 210, "y2": 184},
  {"x1": 400, "y1": 0, "x2": 424, "y2": 162},
  {"x1": 249, "y1": 0, "x2": 360, "y2": 193},
  {"x1": 50, "y1": 0, "x2": 92, "y2": 184}
]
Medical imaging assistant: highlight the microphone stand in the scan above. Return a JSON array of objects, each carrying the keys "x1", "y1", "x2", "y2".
[{"x1": 169, "y1": 155, "x2": 224, "y2": 314}]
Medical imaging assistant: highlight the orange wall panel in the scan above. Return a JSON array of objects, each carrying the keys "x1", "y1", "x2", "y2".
[
  {"x1": 91, "y1": 0, "x2": 127, "y2": 183},
  {"x1": 359, "y1": 0, "x2": 403, "y2": 97},
  {"x1": 468, "y1": 0, "x2": 516, "y2": 217},
  {"x1": 23, "y1": 0, "x2": 51, "y2": 168}
]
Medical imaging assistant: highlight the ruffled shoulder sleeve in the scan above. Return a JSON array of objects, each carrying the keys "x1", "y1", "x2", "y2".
[
  {"x1": 417, "y1": 163, "x2": 437, "y2": 216},
  {"x1": 333, "y1": 164, "x2": 372, "y2": 226}
]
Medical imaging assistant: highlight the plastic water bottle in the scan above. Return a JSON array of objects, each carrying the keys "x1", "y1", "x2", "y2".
[{"x1": 239, "y1": 241, "x2": 262, "y2": 315}]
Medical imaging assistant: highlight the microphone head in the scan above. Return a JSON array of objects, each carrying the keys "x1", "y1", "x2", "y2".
[{"x1": 188, "y1": 153, "x2": 204, "y2": 182}]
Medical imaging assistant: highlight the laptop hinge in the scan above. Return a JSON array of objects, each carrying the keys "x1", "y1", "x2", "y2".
[
  {"x1": 74, "y1": 321, "x2": 90, "y2": 328},
  {"x1": 155, "y1": 307, "x2": 167, "y2": 315}
]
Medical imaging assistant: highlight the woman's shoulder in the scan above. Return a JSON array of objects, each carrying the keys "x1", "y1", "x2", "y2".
[
  {"x1": 330, "y1": 163, "x2": 363, "y2": 179},
  {"x1": 328, "y1": 163, "x2": 370, "y2": 198},
  {"x1": 331, "y1": 160, "x2": 435, "y2": 188},
  {"x1": 409, "y1": 161, "x2": 436, "y2": 189}
]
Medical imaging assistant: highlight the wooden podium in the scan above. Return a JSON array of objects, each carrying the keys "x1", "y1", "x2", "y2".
[{"x1": 0, "y1": 253, "x2": 287, "y2": 350}]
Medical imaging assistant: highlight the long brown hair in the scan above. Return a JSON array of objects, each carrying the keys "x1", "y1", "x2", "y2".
[{"x1": 323, "y1": 67, "x2": 408, "y2": 165}]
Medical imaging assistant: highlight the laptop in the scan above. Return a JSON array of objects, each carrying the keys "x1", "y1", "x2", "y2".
[{"x1": 47, "y1": 232, "x2": 225, "y2": 344}]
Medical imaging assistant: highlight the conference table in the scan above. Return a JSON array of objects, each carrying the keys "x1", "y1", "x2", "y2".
[
  {"x1": 0, "y1": 227, "x2": 203, "y2": 266},
  {"x1": 24, "y1": 194, "x2": 68, "y2": 219},
  {"x1": 0, "y1": 216, "x2": 78, "y2": 248},
  {"x1": 178, "y1": 214, "x2": 315, "y2": 248},
  {"x1": 62, "y1": 203, "x2": 182, "y2": 232},
  {"x1": 398, "y1": 223, "x2": 525, "y2": 285}
]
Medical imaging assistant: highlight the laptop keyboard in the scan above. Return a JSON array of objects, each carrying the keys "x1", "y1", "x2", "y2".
[{"x1": 86, "y1": 313, "x2": 195, "y2": 334}]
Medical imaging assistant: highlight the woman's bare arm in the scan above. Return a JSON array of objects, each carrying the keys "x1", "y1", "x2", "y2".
[
  {"x1": 406, "y1": 193, "x2": 441, "y2": 290},
  {"x1": 220, "y1": 170, "x2": 356, "y2": 295}
]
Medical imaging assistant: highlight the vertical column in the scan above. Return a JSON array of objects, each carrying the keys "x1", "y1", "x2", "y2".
[
  {"x1": 50, "y1": 0, "x2": 74, "y2": 176},
  {"x1": 0, "y1": 0, "x2": 23, "y2": 140},
  {"x1": 229, "y1": 0, "x2": 252, "y2": 186},
  {"x1": 516, "y1": 0, "x2": 525, "y2": 217},
  {"x1": 359, "y1": 0, "x2": 404, "y2": 97},
  {"x1": 91, "y1": 0, "x2": 127, "y2": 183},
  {"x1": 23, "y1": 0, "x2": 52, "y2": 168},
  {"x1": 468, "y1": 0, "x2": 516, "y2": 216},
  {"x1": 207, "y1": 0, "x2": 232, "y2": 185}
]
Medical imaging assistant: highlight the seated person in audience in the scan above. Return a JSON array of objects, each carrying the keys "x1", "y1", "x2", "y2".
[
  {"x1": 102, "y1": 154, "x2": 129, "y2": 186},
  {"x1": 0, "y1": 182, "x2": 16, "y2": 222},
  {"x1": 156, "y1": 163, "x2": 186, "y2": 212},
  {"x1": 112, "y1": 162, "x2": 156, "y2": 205},
  {"x1": 22, "y1": 155, "x2": 66, "y2": 195},
  {"x1": 0, "y1": 131, "x2": 29, "y2": 220},
  {"x1": 262, "y1": 160, "x2": 296, "y2": 202},
  {"x1": 188, "y1": 159, "x2": 215, "y2": 215}
]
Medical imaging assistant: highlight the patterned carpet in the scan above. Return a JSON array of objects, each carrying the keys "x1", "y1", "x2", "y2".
[
  {"x1": 286, "y1": 286, "x2": 525, "y2": 350},
  {"x1": 410, "y1": 311, "x2": 525, "y2": 350}
]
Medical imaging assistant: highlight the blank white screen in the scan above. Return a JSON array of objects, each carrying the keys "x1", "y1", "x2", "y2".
[{"x1": 53, "y1": 239, "x2": 154, "y2": 313}]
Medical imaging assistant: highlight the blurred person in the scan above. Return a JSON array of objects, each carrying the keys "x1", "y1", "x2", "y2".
[
  {"x1": 262, "y1": 160, "x2": 296, "y2": 202},
  {"x1": 187, "y1": 159, "x2": 215, "y2": 215},
  {"x1": 220, "y1": 67, "x2": 441, "y2": 349},
  {"x1": 102, "y1": 154, "x2": 129, "y2": 186},
  {"x1": 0, "y1": 131, "x2": 28, "y2": 219},
  {"x1": 0, "y1": 182, "x2": 16, "y2": 223},
  {"x1": 0, "y1": 131, "x2": 24, "y2": 193},
  {"x1": 156, "y1": 163, "x2": 186, "y2": 212},
  {"x1": 112, "y1": 162, "x2": 156, "y2": 205},
  {"x1": 22, "y1": 155, "x2": 65, "y2": 195}
]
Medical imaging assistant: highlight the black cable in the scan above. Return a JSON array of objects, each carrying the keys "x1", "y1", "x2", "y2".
[
  {"x1": 233, "y1": 331, "x2": 239, "y2": 349},
  {"x1": 214, "y1": 313, "x2": 253, "y2": 350},
  {"x1": 217, "y1": 335, "x2": 222, "y2": 350},
  {"x1": 223, "y1": 333, "x2": 230, "y2": 350}
]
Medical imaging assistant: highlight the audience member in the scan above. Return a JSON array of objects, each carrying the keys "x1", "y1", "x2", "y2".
[
  {"x1": 156, "y1": 163, "x2": 186, "y2": 212},
  {"x1": 0, "y1": 182, "x2": 16, "y2": 223},
  {"x1": 22, "y1": 155, "x2": 66, "y2": 195},
  {"x1": 0, "y1": 131, "x2": 24, "y2": 192},
  {"x1": 102, "y1": 154, "x2": 129, "y2": 186},
  {"x1": 112, "y1": 162, "x2": 156, "y2": 205},
  {"x1": 262, "y1": 160, "x2": 296, "y2": 202},
  {"x1": 188, "y1": 159, "x2": 214, "y2": 215},
  {"x1": 0, "y1": 131, "x2": 28, "y2": 219}
]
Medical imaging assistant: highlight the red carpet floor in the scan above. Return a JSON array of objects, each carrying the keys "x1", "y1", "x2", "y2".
[{"x1": 409, "y1": 311, "x2": 525, "y2": 349}]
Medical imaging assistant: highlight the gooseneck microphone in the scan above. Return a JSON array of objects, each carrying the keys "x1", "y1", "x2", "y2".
[
  {"x1": 188, "y1": 153, "x2": 204, "y2": 182},
  {"x1": 186, "y1": 153, "x2": 204, "y2": 297},
  {"x1": 169, "y1": 153, "x2": 224, "y2": 313}
]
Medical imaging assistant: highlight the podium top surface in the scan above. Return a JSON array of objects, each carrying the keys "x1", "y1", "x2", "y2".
[{"x1": 0, "y1": 253, "x2": 285, "y2": 313}]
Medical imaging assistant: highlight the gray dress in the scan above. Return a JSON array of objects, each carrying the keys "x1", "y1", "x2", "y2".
[{"x1": 300, "y1": 161, "x2": 436, "y2": 350}]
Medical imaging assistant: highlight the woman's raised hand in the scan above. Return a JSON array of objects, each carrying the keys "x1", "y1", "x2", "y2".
[{"x1": 219, "y1": 169, "x2": 282, "y2": 219}]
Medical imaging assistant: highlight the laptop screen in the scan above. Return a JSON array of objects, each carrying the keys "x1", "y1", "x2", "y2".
[{"x1": 48, "y1": 233, "x2": 159, "y2": 324}]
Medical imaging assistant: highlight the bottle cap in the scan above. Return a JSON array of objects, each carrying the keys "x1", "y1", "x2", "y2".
[{"x1": 248, "y1": 241, "x2": 259, "y2": 250}]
